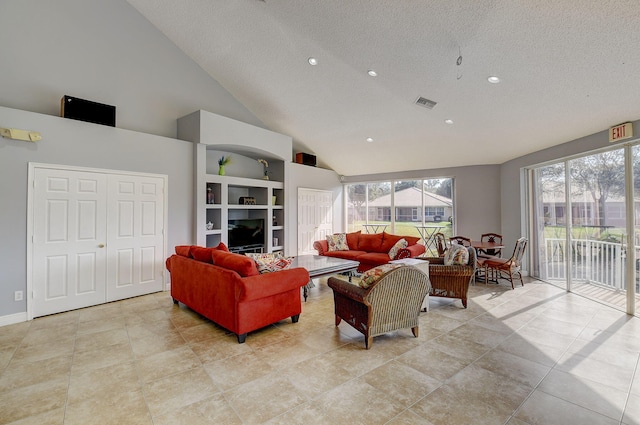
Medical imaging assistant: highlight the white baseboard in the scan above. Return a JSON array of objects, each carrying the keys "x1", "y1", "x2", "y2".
[{"x1": 0, "y1": 312, "x2": 28, "y2": 327}]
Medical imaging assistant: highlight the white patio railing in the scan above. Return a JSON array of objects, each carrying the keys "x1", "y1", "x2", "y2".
[{"x1": 543, "y1": 238, "x2": 629, "y2": 290}]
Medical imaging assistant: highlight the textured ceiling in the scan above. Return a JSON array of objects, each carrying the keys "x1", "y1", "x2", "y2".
[{"x1": 126, "y1": 0, "x2": 640, "y2": 176}]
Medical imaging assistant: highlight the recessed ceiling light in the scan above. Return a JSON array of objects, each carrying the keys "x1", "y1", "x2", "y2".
[
  {"x1": 308, "y1": 57, "x2": 318, "y2": 66},
  {"x1": 367, "y1": 69, "x2": 377, "y2": 77},
  {"x1": 366, "y1": 137, "x2": 374, "y2": 143},
  {"x1": 487, "y1": 76, "x2": 501, "y2": 84},
  {"x1": 444, "y1": 119, "x2": 454, "y2": 125}
]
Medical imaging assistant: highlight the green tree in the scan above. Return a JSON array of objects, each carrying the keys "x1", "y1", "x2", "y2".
[
  {"x1": 435, "y1": 179, "x2": 452, "y2": 198},
  {"x1": 570, "y1": 150, "x2": 625, "y2": 226}
]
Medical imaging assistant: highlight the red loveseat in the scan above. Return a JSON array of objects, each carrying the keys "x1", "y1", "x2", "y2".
[
  {"x1": 313, "y1": 231, "x2": 426, "y2": 273},
  {"x1": 166, "y1": 245, "x2": 310, "y2": 343}
]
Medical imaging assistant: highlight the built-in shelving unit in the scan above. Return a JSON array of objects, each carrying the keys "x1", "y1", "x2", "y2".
[
  {"x1": 200, "y1": 174, "x2": 284, "y2": 253},
  {"x1": 178, "y1": 109, "x2": 293, "y2": 254}
]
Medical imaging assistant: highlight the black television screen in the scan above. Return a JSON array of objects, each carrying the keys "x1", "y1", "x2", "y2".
[{"x1": 228, "y1": 219, "x2": 265, "y2": 249}]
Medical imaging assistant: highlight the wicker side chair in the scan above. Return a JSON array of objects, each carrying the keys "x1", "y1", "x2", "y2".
[
  {"x1": 484, "y1": 237, "x2": 528, "y2": 289},
  {"x1": 327, "y1": 266, "x2": 431, "y2": 349},
  {"x1": 422, "y1": 246, "x2": 477, "y2": 308}
]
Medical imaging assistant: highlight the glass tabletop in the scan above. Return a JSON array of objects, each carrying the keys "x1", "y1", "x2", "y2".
[{"x1": 291, "y1": 255, "x2": 359, "y2": 278}]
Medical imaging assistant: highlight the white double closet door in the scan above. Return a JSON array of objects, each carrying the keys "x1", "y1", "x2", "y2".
[{"x1": 29, "y1": 164, "x2": 166, "y2": 318}]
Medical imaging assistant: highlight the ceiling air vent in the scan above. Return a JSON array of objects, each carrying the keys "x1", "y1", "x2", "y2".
[{"x1": 415, "y1": 96, "x2": 437, "y2": 109}]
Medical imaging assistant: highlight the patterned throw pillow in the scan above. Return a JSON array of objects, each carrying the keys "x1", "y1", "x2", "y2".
[
  {"x1": 245, "y1": 252, "x2": 293, "y2": 274},
  {"x1": 246, "y1": 252, "x2": 284, "y2": 262},
  {"x1": 327, "y1": 233, "x2": 349, "y2": 252},
  {"x1": 388, "y1": 238, "x2": 408, "y2": 259},
  {"x1": 358, "y1": 263, "x2": 404, "y2": 289},
  {"x1": 443, "y1": 244, "x2": 469, "y2": 266}
]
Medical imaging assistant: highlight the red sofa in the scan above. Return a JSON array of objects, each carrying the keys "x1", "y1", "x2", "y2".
[
  {"x1": 313, "y1": 231, "x2": 426, "y2": 272},
  {"x1": 166, "y1": 245, "x2": 310, "y2": 343}
]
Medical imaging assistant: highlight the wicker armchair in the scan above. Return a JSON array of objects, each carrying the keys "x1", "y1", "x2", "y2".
[
  {"x1": 422, "y1": 246, "x2": 476, "y2": 308},
  {"x1": 327, "y1": 266, "x2": 431, "y2": 349}
]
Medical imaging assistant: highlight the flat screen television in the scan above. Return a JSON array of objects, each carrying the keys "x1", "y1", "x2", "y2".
[{"x1": 228, "y1": 219, "x2": 265, "y2": 249}]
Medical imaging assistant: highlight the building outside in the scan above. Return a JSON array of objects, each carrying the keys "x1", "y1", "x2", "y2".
[{"x1": 366, "y1": 186, "x2": 453, "y2": 223}]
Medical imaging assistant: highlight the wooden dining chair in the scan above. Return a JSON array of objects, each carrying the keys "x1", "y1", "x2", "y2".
[
  {"x1": 478, "y1": 233, "x2": 503, "y2": 258},
  {"x1": 449, "y1": 236, "x2": 471, "y2": 247},
  {"x1": 434, "y1": 232, "x2": 448, "y2": 256},
  {"x1": 484, "y1": 237, "x2": 528, "y2": 289}
]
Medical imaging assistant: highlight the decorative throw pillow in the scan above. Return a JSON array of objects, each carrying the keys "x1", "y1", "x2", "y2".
[
  {"x1": 359, "y1": 263, "x2": 404, "y2": 289},
  {"x1": 388, "y1": 238, "x2": 408, "y2": 259},
  {"x1": 357, "y1": 233, "x2": 383, "y2": 252},
  {"x1": 345, "y1": 231, "x2": 361, "y2": 249},
  {"x1": 259, "y1": 256, "x2": 294, "y2": 273},
  {"x1": 190, "y1": 246, "x2": 215, "y2": 263},
  {"x1": 211, "y1": 250, "x2": 259, "y2": 276},
  {"x1": 245, "y1": 252, "x2": 292, "y2": 273},
  {"x1": 175, "y1": 245, "x2": 192, "y2": 257},
  {"x1": 214, "y1": 242, "x2": 230, "y2": 252},
  {"x1": 327, "y1": 233, "x2": 349, "y2": 251},
  {"x1": 444, "y1": 244, "x2": 469, "y2": 266},
  {"x1": 380, "y1": 232, "x2": 402, "y2": 252}
]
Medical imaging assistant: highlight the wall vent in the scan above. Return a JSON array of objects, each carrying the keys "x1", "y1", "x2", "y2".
[{"x1": 415, "y1": 96, "x2": 437, "y2": 109}]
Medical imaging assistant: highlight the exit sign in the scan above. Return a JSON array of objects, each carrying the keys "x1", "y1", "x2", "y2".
[{"x1": 609, "y1": 122, "x2": 633, "y2": 143}]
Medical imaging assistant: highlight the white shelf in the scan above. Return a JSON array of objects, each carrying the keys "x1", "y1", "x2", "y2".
[
  {"x1": 197, "y1": 174, "x2": 285, "y2": 253},
  {"x1": 228, "y1": 204, "x2": 270, "y2": 209},
  {"x1": 205, "y1": 173, "x2": 283, "y2": 189}
]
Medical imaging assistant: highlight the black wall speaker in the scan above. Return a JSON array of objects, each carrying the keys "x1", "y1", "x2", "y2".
[
  {"x1": 60, "y1": 95, "x2": 116, "y2": 127},
  {"x1": 295, "y1": 152, "x2": 317, "y2": 167}
]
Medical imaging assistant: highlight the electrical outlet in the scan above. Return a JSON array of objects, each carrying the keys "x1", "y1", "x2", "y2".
[{"x1": 14, "y1": 291, "x2": 23, "y2": 301}]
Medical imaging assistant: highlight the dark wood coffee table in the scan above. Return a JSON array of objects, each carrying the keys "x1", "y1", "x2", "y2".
[{"x1": 291, "y1": 255, "x2": 359, "y2": 301}]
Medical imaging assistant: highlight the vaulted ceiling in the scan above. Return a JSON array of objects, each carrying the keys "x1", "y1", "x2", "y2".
[{"x1": 126, "y1": 0, "x2": 640, "y2": 175}]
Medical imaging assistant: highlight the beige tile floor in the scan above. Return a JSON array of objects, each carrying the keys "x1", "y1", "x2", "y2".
[{"x1": 1, "y1": 277, "x2": 639, "y2": 425}]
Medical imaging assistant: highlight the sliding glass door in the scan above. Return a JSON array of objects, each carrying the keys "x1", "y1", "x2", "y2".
[
  {"x1": 532, "y1": 163, "x2": 567, "y2": 287},
  {"x1": 531, "y1": 145, "x2": 638, "y2": 315}
]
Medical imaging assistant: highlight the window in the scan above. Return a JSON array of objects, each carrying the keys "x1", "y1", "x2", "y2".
[{"x1": 346, "y1": 178, "x2": 454, "y2": 249}]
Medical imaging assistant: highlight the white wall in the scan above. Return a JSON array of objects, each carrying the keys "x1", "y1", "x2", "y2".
[{"x1": 285, "y1": 163, "x2": 343, "y2": 256}]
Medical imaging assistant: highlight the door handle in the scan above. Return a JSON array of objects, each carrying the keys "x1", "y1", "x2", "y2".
[{"x1": 98, "y1": 244, "x2": 105, "y2": 248}]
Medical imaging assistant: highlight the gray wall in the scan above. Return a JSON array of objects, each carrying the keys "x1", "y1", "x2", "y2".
[
  {"x1": 0, "y1": 0, "x2": 265, "y2": 319},
  {"x1": 343, "y1": 165, "x2": 502, "y2": 242},
  {"x1": 0, "y1": 0, "x2": 264, "y2": 139},
  {"x1": 0, "y1": 106, "x2": 192, "y2": 317},
  {"x1": 500, "y1": 120, "x2": 640, "y2": 258}
]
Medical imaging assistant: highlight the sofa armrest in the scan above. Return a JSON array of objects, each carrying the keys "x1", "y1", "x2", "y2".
[
  {"x1": 238, "y1": 268, "x2": 310, "y2": 302},
  {"x1": 394, "y1": 244, "x2": 426, "y2": 260},
  {"x1": 327, "y1": 277, "x2": 367, "y2": 303},
  {"x1": 314, "y1": 240, "x2": 329, "y2": 255}
]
